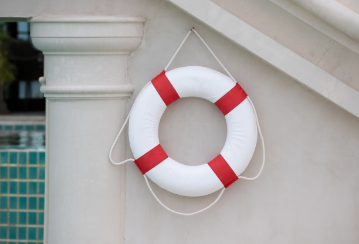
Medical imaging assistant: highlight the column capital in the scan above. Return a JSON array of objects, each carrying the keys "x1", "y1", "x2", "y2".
[
  {"x1": 30, "y1": 16, "x2": 145, "y2": 54},
  {"x1": 30, "y1": 16, "x2": 145, "y2": 99}
]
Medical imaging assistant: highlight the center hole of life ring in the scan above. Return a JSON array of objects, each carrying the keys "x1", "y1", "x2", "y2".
[{"x1": 159, "y1": 97, "x2": 227, "y2": 166}]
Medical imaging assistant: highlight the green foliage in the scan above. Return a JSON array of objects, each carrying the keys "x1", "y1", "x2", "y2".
[{"x1": 0, "y1": 23, "x2": 16, "y2": 88}]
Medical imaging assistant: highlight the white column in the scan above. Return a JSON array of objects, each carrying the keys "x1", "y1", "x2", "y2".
[{"x1": 30, "y1": 16, "x2": 144, "y2": 244}]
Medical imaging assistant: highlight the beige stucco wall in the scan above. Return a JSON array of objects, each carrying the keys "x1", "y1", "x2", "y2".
[
  {"x1": 123, "y1": 1, "x2": 359, "y2": 243},
  {"x1": 1, "y1": 0, "x2": 359, "y2": 243}
]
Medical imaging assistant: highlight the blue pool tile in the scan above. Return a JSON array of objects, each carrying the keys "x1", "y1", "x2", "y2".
[
  {"x1": 8, "y1": 242, "x2": 16, "y2": 244},
  {"x1": 9, "y1": 212, "x2": 16, "y2": 224},
  {"x1": 0, "y1": 211, "x2": 7, "y2": 224},
  {"x1": 38, "y1": 227, "x2": 44, "y2": 240},
  {"x1": 26, "y1": 125, "x2": 34, "y2": 131},
  {"x1": 5, "y1": 125, "x2": 12, "y2": 131},
  {"x1": 29, "y1": 182, "x2": 37, "y2": 194},
  {"x1": 29, "y1": 152, "x2": 37, "y2": 164},
  {"x1": 39, "y1": 182, "x2": 45, "y2": 194},
  {"x1": 38, "y1": 212, "x2": 44, "y2": 225},
  {"x1": 19, "y1": 152, "x2": 27, "y2": 164},
  {"x1": 29, "y1": 212, "x2": 37, "y2": 225},
  {"x1": 19, "y1": 212, "x2": 26, "y2": 224},
  {"x1": 0, "y1": 182, "x2": 7, "y2": 193},
  {"x1": 19, "y1": 197, "x2": 27, "y2": 209},
  {"x1": 0, "y1": 125, "x2": 2, "y2": 130},
  {"x1": 9, "y1": 167, "x2": 17, "y2": 179},
  {"x1": 15, "y1": 125, "x2": 24, "y2": 131},
  {"x1": 18, "y1": 226, "x2": 26, "y2": 239},
  {"x1": 9, "y1": 197, "x2": 17, "y2": 209},
  {"x1": 39, "y1": 197, "x2": 44, "y2": 210},
  {"x1": 37, "y1": 125, "x2": 45, "y2": 131},
  {"x1": 0, "y1": 167, "x2": 7, "y2": 178},
  {"x1": 9, "y1": 152, "x2": 17, "y2": 164},
  {"x1": 19, "y1": 182, "x2": 27, "y2": 194},
  {"x1": 0, "y1": 152, "x2": 8, "y2": 163},
  {"x1": 19, "y1": 167, "x2": 27, "y2": 179},
  {"x1": 9, "y1": 226, "x2": 16, "y2": 239},
  {"x1": 29, "y1": 167, "x2": 37, "y2": 179},
  {"x1": 0, "y1": 242, "x2": 4, "y2": 244},
  {"x1": 0, "y1": 226, "x2": 7, "y2": 238},
  {"x1": 29, "y1": 197, "x2": 37, "y2": 209},
  {"x1": 0, "y1": 197, "x2": 7, "y2": 209},
  {"x1": 39, "y1": 152, "x2": 45, "y2": 164},
  {"x1": 39, "y1": 167, "x2": 45, "y2": 180},
  {"x1": 28, "y1": 227, "x2": 36, "y2": 240},
  {"x1": 28, "y1": 242, "x2": 36, "y2": 244},
  {"x1": 9, "y1": 182, "x2": 17, "y2": 194}
]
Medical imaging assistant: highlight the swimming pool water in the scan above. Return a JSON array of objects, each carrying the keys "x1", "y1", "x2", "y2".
[
  {"x1": 0, "y1": 131, "x2": 45, "y2": 150},
  {"x1": 0, "y1": 124, "x2": 45, "y2": 150}
]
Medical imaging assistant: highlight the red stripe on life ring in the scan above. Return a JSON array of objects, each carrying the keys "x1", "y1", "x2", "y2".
[
  {"x1": 152, "y1": 70, "x2": 180, "y2": 106},
  {"x1": 134, "y1": 144, "x2": 168, "y2": 174},
  {"x1": 208, "y1": 154, "x2": 238, "y2": 188},
  {"x1": 215, "y1": 83, "x2": 247, "y2": 116}
]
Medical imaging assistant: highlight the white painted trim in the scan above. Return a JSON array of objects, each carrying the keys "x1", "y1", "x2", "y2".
[
  {"x1": 0, "y1": 116, "x2": 45, "y2": 122},
  {"x1": 290, "y1": 0, "x2": 359, "y2": 43},
  {"x1": 40, "y1": 84, "x2": 134, "y2": 99},
  {"x1": 272, "y1": 0, "x2": 359, "y2": 55},
  {"x1": 168, "y1": 0, "x2": 359, "y2": 118}
]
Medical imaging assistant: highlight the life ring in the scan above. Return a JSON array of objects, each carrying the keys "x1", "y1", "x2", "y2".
[{"x1": 129, "y1": 66, "x2": 257, "y2": 197}]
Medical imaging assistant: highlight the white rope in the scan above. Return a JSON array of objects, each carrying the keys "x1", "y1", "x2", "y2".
[
  {"x1": 144, "y1": 175, "x2": 226, "y2": 216},
  {"x1": 164, "y1": 29, "x2": 193, "y2": 71},
  {"x1": 238, "y1": 97, "x2": 265, "y2": 180},
  {"x1": 109, "y1": 28, "x2": 266, "y2": 215},
  {"x1": 108, "y1": 111, "x2": 134, "y2": 165},
  {"x1": 192, "y1": 29, "x2": 237, "y2": 83},
  {"x1": 108, "y1": 81, "x2": 151, "y2": 165}
]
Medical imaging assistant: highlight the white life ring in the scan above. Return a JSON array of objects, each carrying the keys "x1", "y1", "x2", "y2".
[{"x1": 129, "y1": 66, "x2": 257, "y2": 197}]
